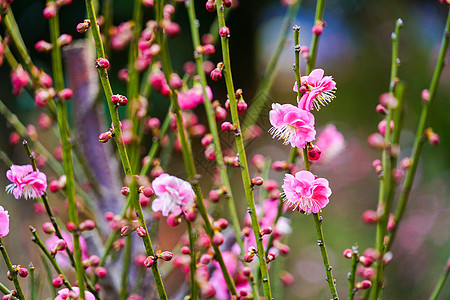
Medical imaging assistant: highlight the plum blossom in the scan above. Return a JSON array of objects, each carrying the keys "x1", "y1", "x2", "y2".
[
  {"x1": 177, "y1": 84, "x2": 213, "y2": 110},
  {"x1": 293, "y1": 68, "x2": 337, "y2": 111},
  {"x1": 0, "y1": 206, "x2": 9, "y2": 237},
  {"x1": 282, "y1": 170, "x2": 331, "y2": 214},
  {"x1": 315, "y1": 124, "x2": 345, "y2": 163},
  {"x1": 54, "y1": 287, "x2": 95, "y2": 300},
  {"x1": 45, "y1": 231, "x2": 89, "y2": 267},
  {"x1": 269, "y1": 103, "x2": 316, "y2": 148},
  {"x1": 10, "y1": 65, "x2": 30, "y2": 96},
  {"x1": 6, "y1": 165, "x2": 47, "y2": 200},
  {"x1": 151, "y1": 173, "x2": 195, "y2": 217}
]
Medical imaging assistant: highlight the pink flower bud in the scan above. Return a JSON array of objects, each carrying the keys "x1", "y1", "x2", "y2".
[
  {"x1": 79, "y1": 219, "x2": 96, "y2": 231},
  {"x1": 66, "y1": 222, "x2": 76, "y2": 232},
  {"x1": 52, "y1": 275, "x2": 64, "y2": 287},
  {"x1": 49, "y1": 180, "x2": 61, "y2": 193},
  {"x1": 272, "y1": 160, "x2": 291, "y2": 171},
  {"x1": 203, "y1": 44, "x2": 215, "y2": 55},
  {"x1": 400, "y1": 157, "x2": 412, "y2": 170},
  {"x1": 76, "y1": 21, "x2": 90, "y2": 33},
  {"x1": 95, "y1": 267, "x2": 107, "y2": 277},
  {"x1": 136, "y1": 227, "x2": 147, "y2": 237},
  {"x1": 121, "y1": 186, "x2": 130, "y2": 196},
  {"x1": 43, "y1": 3, "x2": 57, "y2": 19},
  {"x1": 212, "y1": 232, "x2": 224, "y2": 246},
  {"x1": 57, "y1": 34, "x2": 72, "y2": 46},
  {"x1": 42, "y1": 222, "x2": 55, "y2": 234},
  {"x1": 244, "y1": 253, "x2": 255, "y2": 263},
  {"x1": 223, "y1": 0, "x2": 232, "y2": 7},
  {"x1": 392, "y1": 168, "x2": 404, "y2": 183},
  {"x1": 200, "y1": 254, "x2": 212, "y2": 265},
  {"x1": 55, "y1": 239, "x2": 67, "y2": 251},
  {"x1": 111, "y1": 94, "x2": 120, "y2": 104},
  {"x1": 267, "y1": 250, "x2": 276, "y2": 262},
  {"x1": 210, "y1": 68, "x2": 222, "y2": 81},
  {"x1": 135, "y1": 254, "x2": 147, "y2": 266},
  {"x1": 98, "y1": 131, "x2": 112, "y2": 143},
  {"x1": 18, "y1": 268, "x2": 28, "y2": 278},
  {"x1": 387, "y1": 213, "x2": 395, "y2": 231},
  {"x1": 219, "y1": 26, "x2": 230, "y2": 37},
  {"x1": 362, "y1": 210, "x2": 378, "y2": 224},
  {"x1": 259, "y1": 227, "x2": 272, "y2": 236},
  {"x1": 35, "y1": 40, "x2": 53, "y2": 52},
  {"x1": 221, "y1": 121, "x2": 233, "y2": 132},
  {"x1": 308, "y1": 144, "x2": 321, "y2": 161},
  {"x1": 89, "y1": 255, "x2": 101, "y2": 267},
  {"x1": 379, "y1": 93, "x2": 398, "y2": 109},
  {"x1": 167, "y1": 214, "x2": 181, "y2": 227},
  {"x1": 165, "y1": 22, "x2": 180, "y2": 38},
  {"x1": 160, "y1": 251, "x2": 173, "y2": 261},
  {"x1": 241, "y1": 226, "x2": 251, "y2": 237},
  {"x1": 426, "y1": 128, "x2": 439, "y2": 146},
  {"x1": 376, "y1": 104, "x2": 387, "y2": 115},
  {"x1": 59, "y1": 88, "x2": 73, "y2": 100},
  {"x1": 312, "y1": 25, "x2": 323, "y2": 35},
  {"x1": 169, "y1": 73, "x2": 183, "y2": 89},
  {"x1": 144, "y1": 256, "x2": 154, "y2": 267},
  {"x1": 201, "y1": 134, "x2": 214, "y2": 146},
  {"x1": 205, "y1": 0, "x2": 216, "y2": 12},
  {"x1": 421, "y1": 89, "x2": 430, "y2": 101},
  {"x1": 278, "y1": 243, "x2": 290, "y2": 255},
  {"x1": 9, "y1": 132, "x2": 20, "y2": 146},
  {"x1": 215, "y1": 106, "x2": 227, "y2": 122},
  {"x1": 343, "y1": 248, "x2": 353, "y2": 258},
  {"x1": 118, "y1": 95, "x2": 128, "y2": 106},
  {"x1": 251, "y1": 154, "x2": 265, "y2": 172},
  {"x1": 208, "y1": 189, "x2": 221, "y2": 203},
  {"x1": 160, "y1": 84, "x2": 171, "y2": 97},
  {"x1": 121, "y1": 225, "x2": 132, "y2": 236},
  {"x1": 378, "y1": 120, "x2": 394, "y2": 136},
  {"x1": 35, "y1": 89, "x2": 52, "y2": 107},
  {"x1": 215, "y1": 218, "x2": 229, "y2": 230},
  {"x1": 280, "y1": 271, "x2": 294, "y2": 286},
  {"x1": 355, "y1": 280, "x2": 372, "y2": 290},
  {"x1": 367, "y1": 133, "x2": 386, "y2": 149},
  {"x1": 181, "y1": 246, "x2": 191, "y2": 255},
  {"x1": 300, "y1": 45, "x2": 310, "y2": 59},
  {"x1": 142, "y1": 0, "x2": 154, "y2": 7},
  {"x1": 359, "y1": 255, "x2": 373, "y2": 267},
  {"x1": 251, "y1": 176, "x2": 264, "y2": 187},
  {"x1": 142, "y1": 186, "x2": 154, "y2": 198},
  {"x1": 96, "y1": 58, "x2": 110, "y2": 69}
]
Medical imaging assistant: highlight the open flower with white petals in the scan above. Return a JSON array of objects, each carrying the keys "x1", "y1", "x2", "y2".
[
  {"x1": 293, "y1": 68, "x2": 337, "y2": 111},
  {"x1": 269, "y1": 103, "x2": 316, "y2": 148}
]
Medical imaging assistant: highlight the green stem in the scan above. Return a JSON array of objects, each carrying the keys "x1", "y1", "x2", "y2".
[
  {"x1": 0, "y1": 34, "x2": 19, "y2": 69},
  {"x1": 243, "y1": 0, "x2": 301, "y2": 130},
  {"x1": 41, "y1": 255, "x2": 57, "y2": 298},
  {"x1": 119, "y1": 236, "x2": 132, "y2": 300},
  {"x1": 187, "y1": 222, "x2": 198, "y2": 300},
  {"x1": 29, "y1": 263, "x2": 35, "y2": 300},
  {"x1": 387, "y1": 7, "x2": 450, "y2": 252},
  {"x1": 348, "y1": 246, "x2": 358, "y2": 300},
  {"x1": 157, "y1": 11, "x2": 237, "y2": 297},
  {"x1": 0, "y1": 281, "x2": 12, "y2": 297},
  {"x1": 429, "y1": 257, "x2": 450, "y2": 300},
  {"x1": 29, "y1": 226, "x2": 72, "y2": 290},
  {"x1": 102, "y1": 0, "x2": 114, "y2": 58},
  {"x1": 215, "y1": 1, "x2": 272, "y2": 298},
  {"x1": 307, "y1": 0, "x2": 325, "y2": 71},
  {"x1": 48, "y1": 3, "x2": 87, "y2": 296},
  {"x1": 0, "y1": 238, "x2": 25, "y2": 299}
]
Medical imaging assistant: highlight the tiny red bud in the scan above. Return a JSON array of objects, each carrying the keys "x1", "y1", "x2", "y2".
[
  {"x1": 181, "y1": 246, "x2": 191, "y2": 255},
  {"x1": 160, "y1": 251, "x2": 173, "y2": 261},
  {"x1": 142, "y1": 186, "x2": 154, "y2": 198},
  {"x1": 259, "y1": 227, "x2": 272, "y2": 236},
  {"x1": 96, "y1": 58, "x2": 110, "y2": 68},
  {"x1": 421, "y1": 89, "x2": 430, "y2": 102},
  {"x1": 221, "y1": 121, "x2": 233, "y2": 132},
  {"x1": 223, "y1": 0, "x2": 232, "y2": 7},
  {"x1": 219, "y1": 26, "x2": 230, "y2": 37},
  {"x1": 121, "y1": 225, "x2": 132, "y2": 236},
  {"x1": 52, "y1": 275, "x2": 64, "y2": 288},
  {"x1": 95, "y1": 267, "x2": 107, "y2": 278},
  {"x1": 18, "y1": 268, "x2": 28, "y2": 278},
  {"x1": 121, "y1": 186, "x2": 130, "y2": 196},
  {"x1": 376, "y1": 104, "x2": 387, "y2": 115},
  {"x1": 362, "y1": 210, "x2": 379, "y2": 224},
  {"x1": 55, "y1": 239, "x2": 67, "y2": 251},
  {"x1": 359, "y1": 255, "x2": 374, "y2": 267},
  {"x1": 343, "y1": 248, "x2": 353, "y2": 259},
  {"x1": 144, "y1": 256, "x2": 154, "y2": 267},
  {"x1": 59, "y1": 88, "x2": 73, "y2": 100},
  {"x1": 79, "y1": 219, "x2": 95, "y2": 231},
  {"x1": 42, "y1": 222, "x2": 56, "y2": 234},
  {"x1": 200, "y1": 254, "x2": 212, "y2": 265},
  {"x1": 90, "y1": 255, "x2": 101, "y2": 267},
  {"x1": 205, "y1": 0, "x2": 216, "y2": 12},
  {"x1": 66, "y1": 222, "x2": 76, "y2": 232},
  {"x1": 212, "y1": 232, "x2": 225, "y2": 246},
  {"x1": 210, "y1": 68, "x2": 222, "y2": 81},
  {"x1": 308, "y1": 144, "x2": 321, "y2": 161},
  {"x1": 251, "y1": 176, "x2": 264, "y2": 187},
  {"x1": 35, "y1": 40, "x2": 53, "y2": 52},
  {"x1": 136, "y1": 227, "x2": 147, "y2": 237},
  {"x1": 57, "y1": 34, "x2": 72, "y2": 46}
]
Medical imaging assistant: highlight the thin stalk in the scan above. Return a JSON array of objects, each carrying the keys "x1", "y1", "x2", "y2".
[
  {"x1": 29, "y1": 263, "x2": 35, "y2": 300},
  {"x1": 48, "y1": 3, "x2": 87, "y2": 295},
  {"x1": 84, "y1": 2, "x2": 168, "y2": 298},
  {"x1": 0, "y1": 34, "x2": 19, "y2": 69},
  {"x1": 243, "y1": 0, "x2": 301, "y2": 130},
  {"x1": 429, "y1": 257, "x2": 450, "y2": 300},
  {"x1": 215, "y1": 1, "x2": 272, "y2": 298},
  {"x1": 348, "y1": 246, "x2": 358, "y2": 300},
  {"x1": 0, "y1": 238, "x2": 25, "y2": 299},
  {"x1": 371, "y1": 19, "x2": 403, "y2": 300},
  {"x1": 119, "y1": 236, "x2": 132, "y2": 300},
  {"x1": 0, "y1": 281, "x2": 12, "y2": 297},
  {"x1": 187, "y1": 222, "x2": 198, "y2": 300},
  {"x1": 102, "y1": 0, "x2": 114, "y2": 58},
  {"x1": 387, "y1": 8, "x2": 450, "y2": 252},
  {"x1": 41, "y1": 255, "x2": 57, "y2": 298},
  {"x1": 29, "y1": 226, "x2": 72, "y2": 290},
  {"x1": 158, "y1": 33, "x2": 237, "y2": 296},
  {"x1": 307, "y1": 0, "x2": 326, "y2": 71}
]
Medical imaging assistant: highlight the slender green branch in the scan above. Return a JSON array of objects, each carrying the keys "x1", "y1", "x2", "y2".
[
  {"x1": 102, "y1": 0, "x2": 114, "y2": 58},
  {"x1": 29, "y1": 263, "x2": 35, "y2": 300},
  {"x1": 243, "y1": 0, "x2": 301, "y2": 130},
  {"x1": 187, "y1": 222, "x2": 198, "y2": 300},
  {"x1": 387, "y1": 7, "x2": 450, "y2": 252},
  {"x1": 215, "y1": 0, "x2": 272, "y2": 298},
  {"x1": 0, "y1": 281, "x2": 12, "y2": 297},
  {"x1": 119, "y1": 236, "x2": 132, "y2": 300},
  {"x1": 348, "y1": 246, "x2": 358, "y2": 300},
  {"x1": 0, "y1": 238, "x2": 25, "y2": 299},
  {"x1": 29, "y1": 226, "x2": 72, "y2": 290},
  {"x1": 429, "y1": 257, "x2": 450, "y2": 300},
  {"x1": 307, "y1": 0, "x2": 326, "y2": 71},
  {"x1": 41, "y1": 255, "x2": 57, "y2": 298}
]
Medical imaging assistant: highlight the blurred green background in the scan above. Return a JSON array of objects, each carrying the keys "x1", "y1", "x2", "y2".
[{"x1": 0, "y1": 0, "x2": 449, "y2": 299}]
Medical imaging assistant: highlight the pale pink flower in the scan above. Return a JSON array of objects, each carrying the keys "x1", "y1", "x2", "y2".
[
  {"x1": 269, "y1": 103, "x2": 316, "y2": 148},
  {"x1": 6, "y1": 165, "x2": 47, "y2": 200},
  {"x1": 293, "y1": 68, "x2": 337, "y2": 111},
  {"x1": 46, "y1": 231, "x2": 88, "y2": 267},
  {"x1": 177, "y1": 84, "x2": 213, "y2": 110},
  {"x1": 0, "y1": 206, "x2": 9, "y2": 237},
  {"x1": 151, "y1": 173, "x2": 195, "y2": 217},
  {"x1": 54, "y1": 287, "x2": 95, "y2": 300},
  {"x1": 282, "y1": 170, "x2": 331, "y2": 214},
  {"x1": 315, "y1": 124, "x2": 345, "y2": 163}
]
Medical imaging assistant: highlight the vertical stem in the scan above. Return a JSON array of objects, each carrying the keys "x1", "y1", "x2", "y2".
[
  {"x1": 307, "y1": 0, "x2": 325, "y2": 71},
  {"x1": 215, "y1": 1, "x2": 272, "y2": 298},
  {"x1": 119, "y1": 236, "x2": 132, "y2": 300},
  {"x1": 41, "y1": 255, "x2": 57, "y2": 298},
  {"x1": 187, "y1": 222, "x2": 198, "y2": 300},
  {"x1": 348, "y1": 246, "x2": 358, "y2": 300},
  {"x1": 429, "y1": 257, "x2": 450, "y2": 300},
  {"x1": 387, "y1": 8, "x2": 450, "y2": 252},
  {"x1": 371, "y1": 19, "x2": 403, "y2": 300},
  {"x1": 47, "y1": 2, "x2": 87, "y2": 296},
  {"x1": 29, "y1": 263, "x2": 35, "y2": 300},
  {"x1": 0, "y1": 238, "x2": 25, "y2": 299}
]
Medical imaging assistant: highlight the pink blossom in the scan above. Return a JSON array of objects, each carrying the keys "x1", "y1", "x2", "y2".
[
  {"x1": 110, "y1": 22, "x2": 133, "y2": 51},
  {"x1": 10, "y1": 65, "x2": 30, "y2": 96},
  {"x1": 6, "y1": 165, "x2": 47, "y2": 200},
  {"x1": 293, "y1": 69, "x2": 337, "y2": 111},
  {"x1": 269, "y1": 103, "x2": 316, "y2": 148},
  {"x1": 282, "y1": 170, "x2": 331, "y2": 214},
  {"x1": 54, "y1": 287, "x2": 95, "y2": 300},
  {"x1": 151, "y1": 173, "x2": 195, "y2": 217},
  {"x1": 46, "y1": 231, "x2": 88, "y2": 267},
  {"x1": 315, "y1": 124, "x2": 345, "y2": 163},
  {"x1": 177, "y1": 84, "x2": 213, "y2": 110},
  {"x1": 0, "y1": 206, "x2": 9, "y2": 238}
]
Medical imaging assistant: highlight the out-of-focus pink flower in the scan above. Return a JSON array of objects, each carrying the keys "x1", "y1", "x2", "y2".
[
  {"x1": 293, "y1": 69, "x2": 337, "y2": 111},
  {"x1": 282, "y1": 170, "x2": 331, "y2": 214},
  {"x1": 6, "y1": 165, "x2": 47, "y2": 200},
  {"x1": 54, "y1": 287, "x2": 95, "y2": 300},
  {"x1": 0, "y1": 206, "x2": 9, "y2": 237},
  {"x1": 151, "y1": 174, "x2": 195, "y2": 217},
  {"x1": 177, "y1": 84, "x2": 213, "y2": 110},
  {"x1": 46, "y1": 231, "x2": 88, "y2": 267},
  {"x1": 269, "y1": 103, "x2": 316, "y2": 148},
  {"x1": 10, "y1": 65, "x2": 30, "y2": 96},
  {"x1": 110, "y1": 22, "x2": 133, "y2": 50},
  {"x1": 315, "y1": 124, "x2": 345, "y2": 163}
]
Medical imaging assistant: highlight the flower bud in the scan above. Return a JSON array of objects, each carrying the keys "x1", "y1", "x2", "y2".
[
  {"x1": 95, "y1": 267, "x2": 107, "y2": 278},
  {"x1": 54, "y1": 239, "x2": 67, "y2": 251},
  {"x1": 59, "y1": 88, "x2": 73, "y2": 100},
  {"x1": 42, "y1": 222, "x2": 56, "y2": 234},
  {"x1": 243, "y1": 253, "x2": 255, "y2": 263},
  {"x1": 57, "y1": 34, "x2": 72, "y2": 46},
  {"x1": 18, "y1": 268, "x2": 28, "y2": 278},
  {"x1": 96, "y1": 58, "x2": 110, "y2": 69},
  {"x1": 205, "y1": 0, "x2": 216, "y2": 12},
  {"x1": 76, "y1": 21, "x2": 90, "y2": 33},
  {"x1": 169, "y1": 73, "x2": 183, "y2": 89},
  {"x1": 343, "y1": 248, "x2": 353, "y2": 259},
  {"x1": 43, "y1": 3, "x2": 57, "y2": 19},
  {"x1": 237, "y1": 100, "x2": 247, "y2": 114},
  {"x1": 221, "y1": 121, "x2": 233, "y2": 132},
  {"x1": 214, "y1": 218, "x2": 229, "y2": 231},
  {"x1": 200, "y1": 254, "x2": 212, "y2": 265},
  {"x1": 378, "y1": 120, "x2": 394, "y2": 136},
  {"x1": 212, "y1": 232, "x2": 224, "y2": 246},
  {"x1": 201, "y1": 134, "x2": 214, "y2": 146},
  {"x1": 362, "y1": 210, "x2": 379, "y2": 224},
  {"x1": 359, "y1": 255, "x2": 373, "y2": 267},
  {"x1": 280, "y1": 271, "x2": 295, "y2": 286},
  {"x1": 312, "y1": 24, "x2": 323, "y2": 35},
  {"x1": 376, "y1": 104, "x2": 387, "y2": 115},
  {"x1": 136, "y1": 227, "x2": 147, "y2": 237},
  {"x1": 144, "y1": 256, "x2": 155, "y2": 268},
  {"x1": 367, "y1": 133, "x2": 386, "y2": 149},
  {"x1": 355, "y1": 280, "x2": 372, "y2": 290},
  {"x1": 241, "y1": 226, "x2": 251, "y2": 237},
  {"x1": 379, "y1": 93, "x2": 398, "y2": 109},
  {"x1": 426, "y1": 128, "x2": 439, "y2": 146},
  {"x1": 165, "y1": 22, "x2": 180, "y2": 38},
  {"x1": 215, "y1": 106, "x2": 227, "y2": 122},
  {"x1": 210, "y1": 68, "x2": 222, "y2": 81},
  {"x1": 79, "y1": 219, "x2": 95, "y2": 231},
  {"x1": 99, "y1": 131, "x2": 112, "y2": 143},
  {"x1": 160, "y1": 251, "x2": 173, "y2": 261},
  {"x1": 66, "y1": 222, "x2": 76, "y2": 232},
  {"x1": 400, "y1": 157, "x2": 412, "y2": 170},
  {"x1": 35, "y1": 40, "x2": 53, "y2": 52},
  {"x1": 181, "y1": 246, "x2": 191, "y2": 255},
  {"x1": 89, "y1": 255, "x2": 101, "y2": 267},
  {"x1": 251, "y1": 176, "x2": 264, "y2": 187},
  {"x1": 421, "y1": 89, "x2": 430, "y2": 102},
  {"x1": 259, "y1": 227, "x2": 272, "y2": 236},
  {"x1": 52, "y1": 275, "x2": 64, "y2": 288},
  {"x1": 167, "y1": 214, "x2": 181, "y2": 227},
  {"x1": 121, "y1": 225, "x2": 132, "y2": 236},
  {"x1": 219, "y1": 26, "x2": 230, "y2": 37},
  {"x1": 121, "y1": 186, "x2": 130, "y2": 196},
  {"x1": 308, "y1": 144, "x2": 321, "y2": 161}
]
